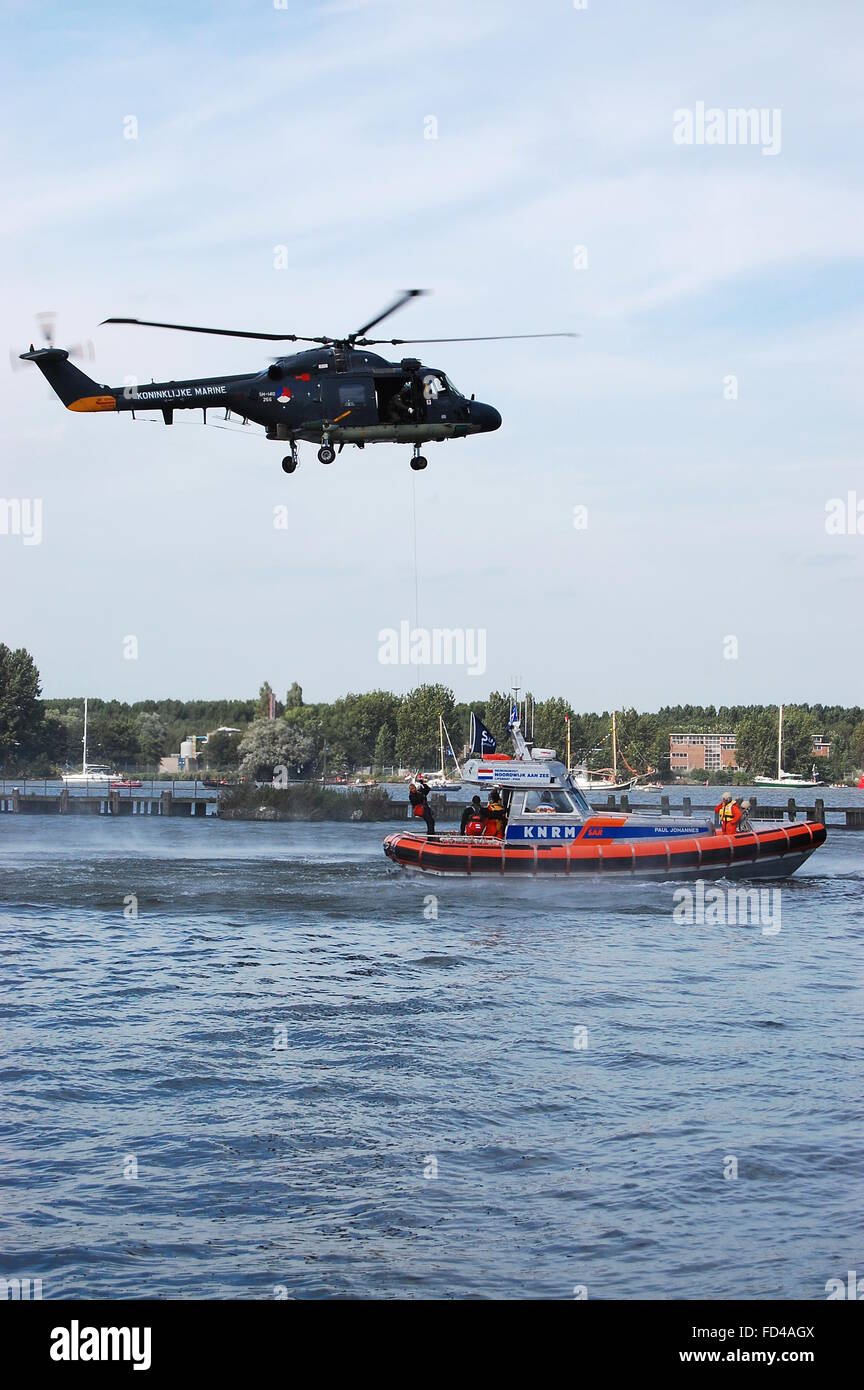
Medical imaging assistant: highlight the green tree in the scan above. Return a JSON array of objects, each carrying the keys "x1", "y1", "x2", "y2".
[
  {"x1": 205, "y1": 729, "x2": 241, "y2": 769},
  {"x1": 237, "y1": 718, "x2": 316, "y2": 780},
  {"x1": 285, "y1": 682, "x2": 303, "y2": 709},
  {"x1": 395, "y1": 684, "x2": 455, "y2": 770},
  {"x1": 257, "y1": 681, "x2": 283, "y2": 718},
  {"x1": 482, "y1": 690, "x2": 514, "y2": 748},
  {"x1": 0, "y1": 644, "x2": 47, "y2": 767},
  {"x1": 374, "y1": 722, "x2": 394, "y2": 773},
  {"x1": 736, "y1": 706, "x2": 815, "y2": 777},
  {"x1": 90, "y1": 709, "x2": 140, "y2": 767},
  {"x1": 530, "y1": 696, "x2": 571, "y2": 756},
  {"x1": 43, "y1": 704, "x2": 85, "y2": 765},
  {"x1": 778, "y1": 707, "x2": 818, "y2": 774},
  {"x1": 135, "y1": 712, "x2": 168, "y2": 766}
]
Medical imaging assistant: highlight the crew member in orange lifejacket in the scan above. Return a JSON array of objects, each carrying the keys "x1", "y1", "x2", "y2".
[
  {"x1": 483, "y1": 790, "x2": 506, "y2": 838},
  {"x1": 460, "y1": 795, "x2": 485, "y2": 836},
  {"x1": 715, "y1": 793, "x2": 740, "y2": 834}
]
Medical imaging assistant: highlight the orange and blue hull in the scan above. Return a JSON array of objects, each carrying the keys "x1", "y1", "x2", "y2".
[{"x1": 383, "y1": 820, "x2": 826, "y2": 880}]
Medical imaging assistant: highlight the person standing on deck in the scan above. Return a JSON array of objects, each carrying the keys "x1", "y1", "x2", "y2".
[
  {"x1": 409, "y1": 774, "x2": 435, "y2": 835},
  {"x1": 726, "y1": 798, "x2": 743, "y2": 834},
  {"x1": 460, "y1": 796, "x2": 485, "y2": 835},
  {"x1": 483, "y1": 790, "x2": 506, "y2": 838}
]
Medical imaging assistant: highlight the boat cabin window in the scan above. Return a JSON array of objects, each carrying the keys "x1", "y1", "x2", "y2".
[{"x1": 523, "y1": 788, "x2": 578, "y2": 814}]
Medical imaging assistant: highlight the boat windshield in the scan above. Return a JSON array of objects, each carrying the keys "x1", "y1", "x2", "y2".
[
  {"x1": 564, "y1": 782, "x2": 592, "y2": 816},
  {"x1": 524, "y1": 788, "x2": 580, "y2": 814}
]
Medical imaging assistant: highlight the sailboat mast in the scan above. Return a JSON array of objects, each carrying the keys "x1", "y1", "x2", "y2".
[
  {"x1": 612, "y1": 711, "x2": 618, "y2": 777},
  {"x1": 778, "y1": 704, "x2": 783, "y2": 779},
  {"x1": 439, "y1": 714, "x2": 445, "y2": 778},
  {"x1": 441, "y1": 719, "x2": 462, "y2": 777},
  {"x1": 82, "y1": 697, "x2": 88, "y2": 773}
]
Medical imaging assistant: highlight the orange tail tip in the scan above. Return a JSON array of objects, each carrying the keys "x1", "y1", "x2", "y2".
[{"x1": 67, "y1": 395, "x2": 116, "y2": 412}]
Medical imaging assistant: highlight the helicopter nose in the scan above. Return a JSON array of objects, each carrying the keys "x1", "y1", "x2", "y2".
[{"x1": 474, "y1": 402, "x2": 502, "y2": 432}]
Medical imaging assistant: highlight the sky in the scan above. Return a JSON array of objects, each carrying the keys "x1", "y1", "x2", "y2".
[{"x1": 1, "y1": 0, "x2": 862, "y2": 712}]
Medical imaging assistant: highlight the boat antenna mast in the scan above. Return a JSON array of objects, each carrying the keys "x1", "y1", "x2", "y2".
[
  {"x1": 509, "y1": 683, "x2": 530, "y2": 760},
  {"x1": 82, "y1": 697, "x2": 88, "y2": 774}
]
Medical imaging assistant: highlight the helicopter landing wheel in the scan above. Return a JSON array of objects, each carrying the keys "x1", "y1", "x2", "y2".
[
  {"x1": 410, "y1": 454, "x2": 428, "y2": 471},
  {"x1": 281, "y1": 453, "x2": 298, "y2": 474},
  {"x1": 318, "y1": 444, "x2": 336, "y2": 465}
]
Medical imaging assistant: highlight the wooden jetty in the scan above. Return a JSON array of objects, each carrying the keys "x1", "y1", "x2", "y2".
[{"x1": 0, "y1": 779, "x2": 218, "y2": 817}]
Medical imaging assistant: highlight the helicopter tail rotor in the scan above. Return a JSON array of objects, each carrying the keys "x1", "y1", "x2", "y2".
[{"x1": 10, "y1": 312, "x2": 96, "y2": 373}]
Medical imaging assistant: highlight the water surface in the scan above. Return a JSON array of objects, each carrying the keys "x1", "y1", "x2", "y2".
[{"x1": 1, "y1": 817, "x2": 861, "y2": 1299}]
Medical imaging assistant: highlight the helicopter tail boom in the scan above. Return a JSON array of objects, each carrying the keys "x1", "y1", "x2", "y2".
[{"x1": 19, "y1": 346, "x2": 115, "y2": 412}]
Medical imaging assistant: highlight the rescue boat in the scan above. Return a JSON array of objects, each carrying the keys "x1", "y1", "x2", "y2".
[{"x1": 383, "y1": 714, "x2": 826, "y2": 881}]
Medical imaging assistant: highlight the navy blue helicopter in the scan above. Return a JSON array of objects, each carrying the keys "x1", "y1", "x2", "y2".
[{"x1": 20, "y1": 290, "x2": 576, "y2": 473}]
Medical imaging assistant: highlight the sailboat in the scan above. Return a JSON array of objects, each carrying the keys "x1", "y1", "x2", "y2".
[
  {"x1": 569, "y1": 711, "x2": 635, "y2": 794},
  {"x1": 62, "y1": 698, "x2": 124, "y2": 786},
  {"x1": 754, "y1": 706, "x2": 823, "y2": 788},
  {"x1": 422, "y1": 714, "x2": 462, "y2": 790}
]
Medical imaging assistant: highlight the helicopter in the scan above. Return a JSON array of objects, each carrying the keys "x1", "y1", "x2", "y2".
[{"x1": 19, "y1": 290, "x2": 577, "y2": 472}]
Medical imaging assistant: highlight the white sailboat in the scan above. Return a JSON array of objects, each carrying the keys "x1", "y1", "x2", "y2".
[
  {"x1": 754, "y1": 706, "x2": 822, "y2": 788},
  {"x1": 568, "y1": 710, "x2": 635, "y2": 794},
  {"x1": 423, "y1": 714, "x2": 462, "y2": 790},
  {"x1": 62, "y1": 699, "x2": 123, "y2": 786}
]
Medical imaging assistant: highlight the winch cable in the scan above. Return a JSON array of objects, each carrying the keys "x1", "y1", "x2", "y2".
[{"x1": 411, "y1": 472, "x2": 421, "y2": 686}]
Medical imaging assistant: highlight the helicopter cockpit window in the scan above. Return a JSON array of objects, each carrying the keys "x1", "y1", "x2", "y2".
[
  {"x1": 442, "y1": 374, "x2": 463, "y2": 397},
  {"x1": 523, "y1": 789, "x2": 577, "y2": 814},
  {"x1": 421, "y1": 373, "x2": 447, "y2": 401}
]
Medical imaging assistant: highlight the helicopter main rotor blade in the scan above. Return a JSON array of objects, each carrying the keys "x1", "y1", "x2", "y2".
[
  {"x1": 351, "y1": 289, "x2": 428, "y2": 340},
  {"x1": 101, "y1": 317, "x2": 331, "y2": 344},
  {"x1": 355, "y1": 331, "x2": 580, "y2": 346}
]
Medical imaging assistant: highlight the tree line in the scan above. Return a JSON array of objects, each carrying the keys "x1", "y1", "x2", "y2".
[{"x1": 2, "y1": 644, "x2": 863, "y2": 781}]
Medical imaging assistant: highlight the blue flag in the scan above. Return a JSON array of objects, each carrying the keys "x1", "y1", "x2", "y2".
[
  {"x1": 470, "y1": 713, "x2": 497, "y2": 756},
  {"x1": 508, "y1": 703, "x2": 520, "y2": 731}
]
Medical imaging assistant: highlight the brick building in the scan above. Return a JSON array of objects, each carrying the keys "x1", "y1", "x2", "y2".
[{"x1": 669, "y1": 732, "x2": 738, "y2": 774}]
